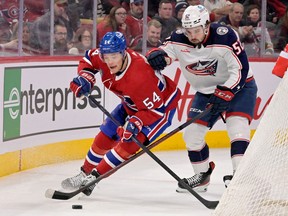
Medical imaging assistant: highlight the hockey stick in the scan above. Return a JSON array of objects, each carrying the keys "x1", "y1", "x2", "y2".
[
  {"x1": 45, "y1": 100, "x2": 211, "y2": 201},
  {"x1": 88, "y1": 95, "x2": 218, "y2": 209},
  {"x1": 46, "y1": 96, "x2": 217, "y2": 209}
]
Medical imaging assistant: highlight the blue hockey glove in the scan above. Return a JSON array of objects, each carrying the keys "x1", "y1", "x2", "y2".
[
  {"x1": 208, "y1": 85, "x2": 234, "y2": 115},
  {"x1": 117, "y1": 116, "x2": 143, "y2": 142},
  {"x1": 70, "y1": 70, "x2": 95, "y2": 97},
  {"x1": 146, "y1": 49, "x2": 168, "y2": 70}
]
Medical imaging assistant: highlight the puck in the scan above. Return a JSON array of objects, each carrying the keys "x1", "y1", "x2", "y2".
[{"x1": 72, "y1": 205, "x2": 83, "y2": 209}]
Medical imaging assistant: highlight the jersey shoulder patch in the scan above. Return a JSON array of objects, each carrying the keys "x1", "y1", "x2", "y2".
[
  {"x1": 207, "y1": 23, "x2": 238, "y2": 47},
  {"x1": 175, "y1": 29, "x2": 184, "y2": 34},
  {"x1": 216, "y1": 26, "x2": 229, "y2": 36}
]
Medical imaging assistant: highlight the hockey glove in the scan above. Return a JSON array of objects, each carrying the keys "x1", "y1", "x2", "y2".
[
  {"x1": 208, "y1": 85, "x2": 234, "y2": 115},
  {"x1": 70, "y1": 70, "x2": 96, "y2": 97},
  {"x1": 117, "y1": 116, "x2": 143, "y2": 142},
  {"x1": 146, "y1": 49, "x2": 168, "y2": 70}
]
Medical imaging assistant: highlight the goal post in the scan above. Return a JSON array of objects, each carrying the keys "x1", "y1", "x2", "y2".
[{"x1": 212, "y1": 72, "x2": 288, "y2": 215}]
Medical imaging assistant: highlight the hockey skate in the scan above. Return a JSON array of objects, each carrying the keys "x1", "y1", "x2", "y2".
[
  {"x1": 80, "y1": 168, "x2": 100, "y2": 196},
  {"x1": 223, "y1": 175, "x2": 233, "y2": 188},
  {"x1": 176, "y1": 161, "x2": 215, "y2": 193},
  {"x1": 61, "y1": 169, "x2": 87, "y2": 190}
]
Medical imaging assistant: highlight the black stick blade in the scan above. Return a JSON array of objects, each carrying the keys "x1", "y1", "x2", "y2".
[{"x1": 45, "y1": 188, "x2": 82, "y2": 200}]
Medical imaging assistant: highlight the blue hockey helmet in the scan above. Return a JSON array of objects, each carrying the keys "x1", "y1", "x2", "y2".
[{"x1": 99, "y1": 31, "x2": 127, "y2": 57}]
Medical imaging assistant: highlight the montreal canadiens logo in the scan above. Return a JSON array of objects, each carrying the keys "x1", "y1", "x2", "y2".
[
  {"x1": 186, "y1": 59, "x2": 218, "y2": 76},
  {"x1": 1, "y1": 5, "x2": 19, "y2": 20}
]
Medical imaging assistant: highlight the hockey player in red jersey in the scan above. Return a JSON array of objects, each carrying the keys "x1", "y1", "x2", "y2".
[
  {"x1": 272, "y1": 44, "x2": 288, "y2": 78},
  {"x1": 62, "y1": 31, "x2": 181, "y2": 196},
  {"x1": 146, "y1": 5, "x2": 258, "y2": 192}
]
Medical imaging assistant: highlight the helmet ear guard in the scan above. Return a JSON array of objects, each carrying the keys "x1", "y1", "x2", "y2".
[
  {"x1": 99, "y1": 31, "x2": 127, "y2": 58},
  {"x1": 181, "y1": 5, "x2": 210, "y2": 29}
]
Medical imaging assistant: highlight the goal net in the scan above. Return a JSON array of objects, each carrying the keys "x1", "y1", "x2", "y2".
[{"x1": 212, "y1": 73, "x2": 288, "y2": 216}]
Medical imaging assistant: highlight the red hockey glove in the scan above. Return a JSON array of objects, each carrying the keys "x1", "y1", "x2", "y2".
[
  {"x1": 208, "y1": 85, "x2": 234, "y2": 115},
  {"x1": 70, "y1": 70, "x2": 96, "y2": 97},
  {"x1": 117, "y1": 116, "x2": 143, "y2": 142}
]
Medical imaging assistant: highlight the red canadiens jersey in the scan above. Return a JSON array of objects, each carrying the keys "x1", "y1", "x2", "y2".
[{"x1": 78, "y1": 49, "x2": 181, "y2": 125}]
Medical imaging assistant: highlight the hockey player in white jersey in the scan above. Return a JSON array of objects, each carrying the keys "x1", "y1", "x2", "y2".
[{"x1": 146, "y1": 5, "x2": 258, "y2": 192}]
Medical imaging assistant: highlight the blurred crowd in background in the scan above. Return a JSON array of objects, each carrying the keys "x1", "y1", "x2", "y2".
[{"x1": 0, "y1": 0, "x2": 287, "y2": 57}]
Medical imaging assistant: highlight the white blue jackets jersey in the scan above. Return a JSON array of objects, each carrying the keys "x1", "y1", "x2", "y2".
[{"x1": 160, "y1": 23, "x2": 253, "y2": 94}]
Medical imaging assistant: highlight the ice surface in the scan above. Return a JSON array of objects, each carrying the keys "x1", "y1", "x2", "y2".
[{"x1": 0, "y1": 149, "x2": 232, "y2": 216}]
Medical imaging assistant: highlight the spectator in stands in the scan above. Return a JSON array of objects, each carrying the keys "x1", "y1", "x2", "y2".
[
  {"x1": 218, "y1": 2, "x2": 253, "y2": 43},
  {"x1": 275, "y1": 7, "x2": 288, "y2": 53},
  {"x1": 54, "y1": 0, "x2": 80, "y2": 39},
  {"x1": 153, "y1": 0, "x2": 180, "y2": 41},
  {"x1": 7, "y1": 22, "x2": 33, "y2": 55},
  {"x1": 79, "y1": 0, "x2": 119, "y2": 19},
  {"x1": 244, "y1": 4, "x2": 274, "y2": 56},
  {"x1": 18, "y1": 23, "x2": 32, "y2": 55},
  {"x1": 174, "y1": 1, "x2": 189, "y2": 26},
  {"x1": 204, "y1": 0, "x2": 232, "y2": 22},
  {"x1": 29, "y1": 0, "x2": 80, "y2": 55},
  {"x1": 97, "y1": 6, "x2": 132, "y2": 46},
  {"x1": 0, "y1": 21, "x2": 32, "y2": 55},
  {"x1": 147, "y1": 0, "x2": 176, "y2": 18},
  {"x1": 242, "y1": 0, "x2": 286, "y2": 25},
  {"x1": 69, "y1": 26, "x2": 93, "y2": 55},
  {"x1": 131, "y1": 19, "x2": 162, "y2": 51},
  {"x1": 54, "y1": 21, "x2": 69, "y2": 55},
  {"x1": 126, "y1": 0, "x2": 151, "y2": 45},
  {"x1": 0, "y1": 16, "x2": 12, "y2": 44}
]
